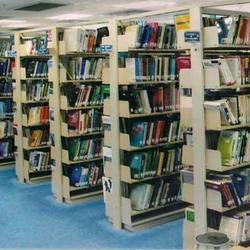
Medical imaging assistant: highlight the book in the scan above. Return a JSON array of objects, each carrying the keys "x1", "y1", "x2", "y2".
[
  {"x1": 25, "y1": 128, "x2": 50, "y2": 147},
  {"x1": 24, "y1": 59, "x2": 49, "y2": 78},
  {"x1": 29, "y1": 150, "x2": 50, "y2": 171},
  {"x1": 24, "y1": 80, "x2": 49, "y2": 101},
  {"x1": 24, "y1": 105, "x2": 49, "y2": 126}
]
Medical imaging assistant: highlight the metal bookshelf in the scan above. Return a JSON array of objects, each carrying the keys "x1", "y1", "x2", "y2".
[
  {"x1": 49, "y1": 26, "x2": 108, "y2": 204},
  {"x1": 14, "y1": 28, "x2": 52, "y2": 183}
]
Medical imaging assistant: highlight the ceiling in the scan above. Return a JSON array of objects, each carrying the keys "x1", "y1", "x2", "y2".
[{"x1": 0, "y1": 0, "x2": 249, "y2": 31}]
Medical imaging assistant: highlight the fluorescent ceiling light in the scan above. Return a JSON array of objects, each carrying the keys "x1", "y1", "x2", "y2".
[
  {"x1": 47, "y1": 13, "x2": 92, "y2": 21},
  {"x1": 0, "y1": 19, "x2": 26, "y2": 24},
  {"x1": 113, "y1": 1, "x2": 176, "y2": 9},
  {"x1": 3, "y1": 22, "x2": 40, "y2": 28}
]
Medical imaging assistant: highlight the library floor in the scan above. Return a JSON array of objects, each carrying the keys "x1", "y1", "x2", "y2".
[{"x1": 0, "y1": 168, "x2": 183, "y2": 249}]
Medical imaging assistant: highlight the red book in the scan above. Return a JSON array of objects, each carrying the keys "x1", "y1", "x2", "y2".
[
  {"x1": 149, "y1": 22, "x2": 159, "y2": 48},
  {"x1": 176, "y1": 57, "x2": 191, "y2": 73},
  {"x1": 154, "y1": 120, "x2": 165, "y2": 144}
]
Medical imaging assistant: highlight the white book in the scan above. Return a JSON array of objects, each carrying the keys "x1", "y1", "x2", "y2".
[
  {"x1": 64, "y1": 28, "x2": 84, "y2": 53},
  {"x1": 218, "y1": 58, "x2": 235, "y2": 85},
  {"x1": 163, "y1": 57, "x2": 169, "y2": 81},
  {"x1": 226, "y1": 56, "x2": 241, "y2": 84},
  {"x1": 241, "y1": 213, "x2": 250, "y2": 242},
  {"x1": 94, "y1": 59, "x2": 103, "y2": 80},
  {"x1": 125, "y1": 25, "x2": 140, "y2": 48},
  {"x1": 139, "y1": 90, "x2": 151, "y2": 114},
  {"x1": 225, "y1": 16, "x2": 237, "y2": 45},
  {"x1": 126, "y1": 58, "x2": 136, "y2": 83}
]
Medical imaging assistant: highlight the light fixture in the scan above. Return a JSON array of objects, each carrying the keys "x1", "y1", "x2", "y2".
[
  {"x1": 47, "y1": 13, "x2": 92, "y2": 21},
  {"x1": 113, "y1": 1, "x2": 176, "y2": 9},
  {"x1": 0, "y1": 19, "x2": 26, "y2": 24}
]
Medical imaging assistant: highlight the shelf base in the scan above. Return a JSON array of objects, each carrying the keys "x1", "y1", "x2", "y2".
[
  {"x1": 123, "y1": 207, "x2": 185, "y2": 232},
  {"x1": 64, "y1": 190, "x2": 103, "y2": 204}
]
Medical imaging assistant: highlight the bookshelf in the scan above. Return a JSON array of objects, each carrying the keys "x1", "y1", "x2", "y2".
[
  {"x1": 0, "y1": 35, "x2": 15, "y2": 168},
  {"x1": 180, "y1": 5, "x2": 250, "y2": 249},
  {"x1": 50, "y1": 25, "x2": 109, "y2": 203},
  {"x1": 102, "y1": 9, "x2": 194, "y2": 231},
  {"x1": 14, "y1": 29, "x2": 52, "y2": 183}
]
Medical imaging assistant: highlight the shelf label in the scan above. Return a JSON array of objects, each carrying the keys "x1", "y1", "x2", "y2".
[
  {"x1": 101, "y1": 44, "x2": 112, "y2": 52},
  {"x1": 6, "y1": 50, "x2": 16, "y2": 57},
  {"x1": 102, "y1": 177, "x2": 112, "y2": 203},
  {"x1": 184, "y1": 31, "x2": 200, "y2": 43},
  {"x1": 47, "y1": 59, "x2": 53, "y2": 69}
]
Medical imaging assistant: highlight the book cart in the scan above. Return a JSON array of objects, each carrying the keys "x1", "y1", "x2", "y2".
[
  {"x1": 49, "y1": 23, "x2": 109, "y2": 204},
  {"x1": 0, "y1": 35, "x2": 16, "y2": 168},
  {"x1": 180, "y1": 2, "x2": 250, "y2": 249},
  {"x1": 14, "y1": 28, "x2": 53, "y2": 183},
  {"x1": 101, "y1": 6, "x2": 198, "y2": 231}
]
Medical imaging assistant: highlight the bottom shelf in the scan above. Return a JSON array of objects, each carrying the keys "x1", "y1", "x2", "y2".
[
  {"x1": 122, "y1": 197, "x2": 187, "y2": 231},
  {"x1": 62, "y1": 176, "x2": 103, "y2": 204}
]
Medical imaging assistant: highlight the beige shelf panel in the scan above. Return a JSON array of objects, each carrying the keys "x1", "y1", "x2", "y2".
[
  {"x1": 61, "y1": 149, "x2": 102, "y2": 165},
  {"x1": 105, "y1": 131, "x2": 183, "y2": 151},
  {"x1": 177, "y1": 30, "x2": 192, "y2": 50},
  {"x1": 180, "y1": 96, "x2": 192, "y2": 127},
  {"x1": 102, "y1": 35, "x2": 129, "y2": 52},
  {"x1": 182, "y1": 145, "x2": 250, "y2": 172},
  {"x1": 179, "y1": 69, "x2": 192, "y2": 89},
  {"x1": 182, "y1": 182, "x2": 236, "y2": 213},
  {"x1": 104, "y1": 161, "x2": 112, "y2": 178}
]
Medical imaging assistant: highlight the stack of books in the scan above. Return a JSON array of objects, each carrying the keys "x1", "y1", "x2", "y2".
[
  {"x1": 126, "y1": 148, "x2": 183, "y2": 179},
  {"x1": 120, "y1": 85, "x2": 180, "y2": 114},
  {"x1": 0, "y1": 120, "x2": 13, "y2": 138},
  {"x1": 24, "y1": 80, "x2": 49, "y2": 101},
  {"x1": 203, "y1": 57, "x2": 250, "y2": 86},
  {"x1": 66, "y1": 109, "x2": 102, "y2": 135},
  {"x1": 68, "y1": 163, "x2": 103, "y2": 187},
  {"x1": 206, "y1": 172, "x2": 250, "y2": 208},
  {"x1": 24, "y1": 59, "x2": 48, "y2": 78},
  {"x1": 25, "y1": 128, "x2": 50, "y2": 147},
  {"x1": 0, "y1": 59, "x2": 13, "y2": 77},
  {"x1": 62, "y1": 26, "x2": 109, "y2": 53},
  {"x1": 62, "y1": 84, "x2": 105, "y2": 107},
  {"x1": 129, "y1": 178, "x2": 181, "y2": 211},
  {"x1": 0, "y1": 139, "x2": 14, "y2": 158},
  {"x1": 121, "y1": 119, "x2": 182, "y2": 147},
  {"x1": 63, "y1": 58, "x2": 103, "y2": 80},
  {"x1": 124, "y1": 22, "x2": 177, "y2": 49},
  {"x1": 64, "y1": 138, "x2": 103, "y2": 161},
  {"x1": 0, "y1": 100, "x2": 13, "y2": 116},
  {"x1": 24, "y1": 106, "x2": 49, "y2": 126},
  {"x1": 125, "y1": 56, "x2": 178, "y2": 82},
  {"x1": 22, "y1": 31, "x2": 49, "y2": 55},
  {"x1": 204, "y1": 95, "x2": 250, "y2": 126},
  {"x1": 0, "y1": 80, "x2": 13, "y2": 96},
  {"x1": 0, "y1": 39, "x2": 13, "y2": 57},
  {"x1": 29, "y1": 150, "x2": 50, "y2": 171}
]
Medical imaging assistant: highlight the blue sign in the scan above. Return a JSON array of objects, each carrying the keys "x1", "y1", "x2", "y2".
[
  {"x1": 184, "y1": 31, "x2": 200, "y2": 43},
  {"x1": 101, "y1": 45, "x2": 113, "y2": 53},
  {"x1": 6, "y1": 50, "x2": 16, "y2": 58}
]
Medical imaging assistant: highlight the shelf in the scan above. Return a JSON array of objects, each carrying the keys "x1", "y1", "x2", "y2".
[
  {"x1": 61, "y1": 79, "x2": 102, "y2": 84},
  {"x1": 0, "y1": 96, "x2": 13, "y2": 99},
  {"x1": 182, "y1": 145, "x2": 250, "y2": 172},
  {"x1": 102, "y1": 67, "x2": 177, "y2": 85},
  {"x1": 104, "y1": 132, "x2": 183, "y2": 152},
  {"x1": 104, "y1": 99, "x2": 179, "y2": 118},
  {"x1": 0, "y1": 76, "x2": 12, "y2": 80},
  {"x1": 61, "y1": 149, "x2": 102, "y2": 165},
  {"x1": 61, "y1": 121, "x2": 103, "y2": 137},
  {"x1": 182, "y1": 182, "x2": 249, "y2": 213},
  {"x1": 60, "y1": 95, "x2": 103, "y2": 111},
  {"x1": 120, "y1": 164, "x2": 179, "y2": 184}
]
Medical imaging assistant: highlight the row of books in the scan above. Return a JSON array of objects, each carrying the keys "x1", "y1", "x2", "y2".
[
  {"x1": 25, "y1": 128, "x2": 50, "y2": 148},
  {"x1": 206, "y1": 172, "x2": 250, "y2": 208},
  {"x1": 207, "y1": 130, "x2": 250, "y2": 166},
  {"x1": 121, "y1": 119, "x2": 182, "y2": 147},
  {"x1": 0, "y1": 121, "x2": 13, "y2": 138},
  {"x1": 62, "y1": 84, "x2": 105, "y2": 107},
  {"x1": 203, "y1": 15, "x2": 250, "y2": 45},
  {"x1": 125, "y1": 147, "x2": 183, "y2": 179},
  {"x1": 129, "y1": 178, "x2": 181, "y2": 211},
  {"x1": 64, "y1": 138, "x2": 103, "y2": 161},
  {"x1": 23, "y1": 80, "x2": 49, "y2": 102},
  {"x1": 66, "y1": 109, "x2": 102, "y2": 136},
  {"x1": 0, "y1": 59, "x2": 13, "y2": 77},
  {"x1": 68, "y1": 163, "x2": 103, "y2": 187},
  {"x1": 63, "y1": 27, "x2": 109, "y2": 53},
  {"x1": 64, "y1": 58, "x2": 103, "y2": 81},
  {"x1": 0, "y1": 80, "x2": 13, "y2": 96},
  {"x1": 204, "y1": 95, "x2": 250, "y2": 126},
  {"x1": 22, "y1": 31, "x2": 49, "y2": 55},
  {"x1": 203, "y1": 56, "x2": 250, "y2": 86},
  {"x1": 0, "y1": 39, "x2": 13, "y2": 57},
  {"x1": 24, "y1": 59, "x2": 49, "y2": 78},
  {"x1": 29, "y1": 150, "x2": 50, "y2": 171},
  {"x1": 125, "y1": 22, "x2": 177, "y2": 49},
  {"x1": 0, "y1": 100, "x2": 13, "y2": 116},
  {"x1": 126, "y1": 56, "x2": 181, "y2": 82},
  {"x1": 24, "y1": 106, "x2": 49, "y2": 126},
  {"x1": 120, "y1": 85, "x2": 180, "y2": 114},
  {"x1": 0, "y1": 139, "x2": 14, "y2": 158}
]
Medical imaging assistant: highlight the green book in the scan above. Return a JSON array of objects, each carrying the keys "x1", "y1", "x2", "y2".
[{"x1": 217, "y1": 131, "x2": 239, "y2": 166}]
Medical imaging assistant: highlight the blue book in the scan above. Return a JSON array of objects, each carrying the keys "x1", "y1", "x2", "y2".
[
  {"x1": 69, "y1": 166, "x2": 82, "y2": 186},
  {"x1": 135, "y1": 58, "x2": 140, "y2": 81},
  {"x1": 169, "y1": 57, "x2": 176, "y2": 80},
  {"x1": 231, "y1": 174, "x2": 248, "y2": 203},
  {"x1": 130, "y1": 153, "x2": 144, "y2": 179},
  {"x1": 81, "y1": 58, "x2": 86, "y2": 79},
  {"x1": 130, "y1": 122, "x2": 145, "y2": 147}
]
